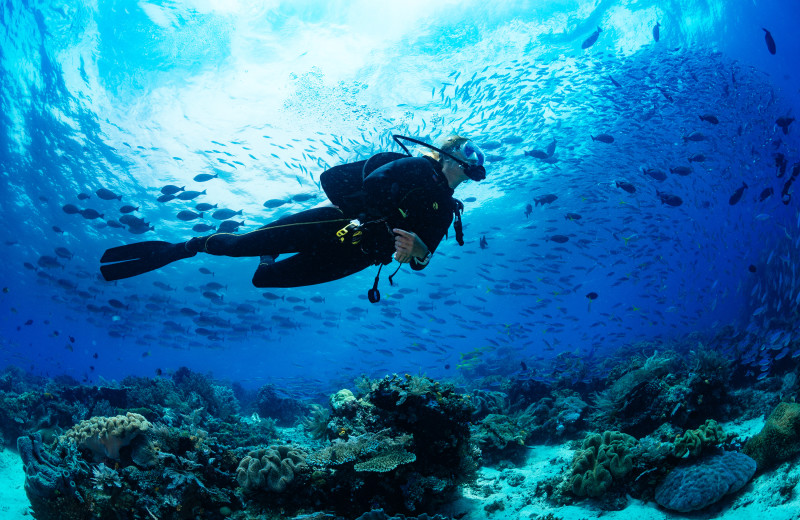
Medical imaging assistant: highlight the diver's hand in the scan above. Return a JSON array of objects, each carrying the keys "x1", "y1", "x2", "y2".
[{"x1": 393, "y1": 229, "x2": 428, "y2": 263}]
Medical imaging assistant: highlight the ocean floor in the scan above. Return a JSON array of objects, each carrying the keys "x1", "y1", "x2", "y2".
[
  {"x1": 448, "y1": 417, "x2": 800, "y2": 520},
  {"x1": 0, "y1": 448, "x2": 29, "y2": 519},
  {"x1": 2, "y1": 416, "x2": 798, "y2": 520}
]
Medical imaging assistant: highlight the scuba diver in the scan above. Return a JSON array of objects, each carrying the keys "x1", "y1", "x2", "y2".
[{"x1": 99, "y1": 134, "x2": 486, "y2": 302}]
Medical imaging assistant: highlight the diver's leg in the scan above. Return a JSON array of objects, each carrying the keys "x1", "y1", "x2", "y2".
[
  {"x1": 187, "y1": 207, "x2": 350, "y2": 258},
  {"x1": 251, "y1": 245, "x2": 374, "y2": 288}
]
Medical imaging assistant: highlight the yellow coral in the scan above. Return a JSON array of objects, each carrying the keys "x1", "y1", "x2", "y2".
[{"x1": 64, "y1": 412, "x2": 150, "y2": 460}]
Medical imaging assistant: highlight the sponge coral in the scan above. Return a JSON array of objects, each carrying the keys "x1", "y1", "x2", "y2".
[
  {"x1": 236, "y1": 445, "x2": 308, "y2": 493},
  {"x1": 64, "y1": 412, "x2": 150, "y2": 460},
  {"x1": 569, "y1": 431, "x2": 636, "y2": 497},
  {"x1": 742, "y1": 402, "x2": 800, "y2": 469}
]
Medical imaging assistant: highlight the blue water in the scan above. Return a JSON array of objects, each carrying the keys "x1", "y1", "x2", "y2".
[{"x1": 1, "y1": 0, "x2": 798, "y2": 396}]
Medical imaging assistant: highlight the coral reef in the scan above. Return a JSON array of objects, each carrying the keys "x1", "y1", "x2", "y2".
[
  {"x1": 63, "y1": 412, "x2": 151, "y2": 460},
  {"x1": 472, "y1": 414, "x2": 528, "y2": 464},
  {"x1": 567, "y1": 431, "x2": 637, "y2": 497},
  {"x1": 512, "y1": 392, "x2": 587, "y2": 442},
  {"x1": 672, "y1": 419, "x2": 728, "y2": 458},
  {"x1": 236, "y1": 445, "x2": 308, "y2": 492},
  {"x1": 654, "y1": 451, "x2": 757, "y2": 512},
  {"x1": 742, "y1": 401, "x2": 800, "y2": 469}
]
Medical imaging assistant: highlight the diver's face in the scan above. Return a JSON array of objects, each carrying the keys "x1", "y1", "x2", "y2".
[{"x1": 442, "y1": 157, "x2": 469, "y2": 188}]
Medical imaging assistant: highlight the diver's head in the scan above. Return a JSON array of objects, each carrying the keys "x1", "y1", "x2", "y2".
[{"x1": 434, "y1": 134, "x2": 486, "y2": 182}]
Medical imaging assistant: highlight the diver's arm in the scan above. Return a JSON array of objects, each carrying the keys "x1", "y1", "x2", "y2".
[{"x1": 393, "y1": 229, "x2": 430, "y2": 264}]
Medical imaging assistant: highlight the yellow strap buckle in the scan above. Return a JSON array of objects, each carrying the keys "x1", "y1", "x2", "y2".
[{"x1": 336, "y1": 220, "x2": 362, "y2": 244}]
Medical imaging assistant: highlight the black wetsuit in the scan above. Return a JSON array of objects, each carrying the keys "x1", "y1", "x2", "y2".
[{"x1": 198, "y1": 154, "x2": 459, "y2": 288}]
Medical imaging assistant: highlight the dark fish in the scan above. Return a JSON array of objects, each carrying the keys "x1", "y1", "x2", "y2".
[
  {"x1": 615, "y1": 180, "x2": 636, "y2": 193},
  {"x1": 748, "y1": 265, "x2": 757, "y2": 273},
  {"x1": 177, "y1": 190, "x2": 206, "y2": 201},
  {"x1": 534, "y1": 194, "x2": 558, "y2": 206},
  {"x1": 670, "y1": 166, "x2": 692, "y2": 176},
  {"x1": 776, "y1": 117, "x2": 794, "y2": 135},
  {"x1": 524, "y1": 149, "x2": 549, "y2": 159},
  {"x1": 54, "y1": 247, "x2": 74, "y2": 259},
  {"x1": 728, "y1": 182, "x2": 748, "y2": 205},
  {"x1": 581, "y1": 26, "x2": 601, "y2": 49},
  {"x1": 79, "y1": 208, "x2": 104, "y2": 220},
  {"x1": 96, "y1": 188, "x2": 121, "y2": 201},
  {"x1": 775, "y1": 153, "x2": 787, "y2": 176},
  {"x1": 479, "y1": 236, "x2": 488, "y2": 249},
  {"x1": 217, "y1": 220, "x2": 244, "y2": 233},
  {"x1": 699, "y1": 114, "x2": 719, "y2": 124},
  {"x1": 591, "y1": 134, "x2": 614, "y2": 143},
  {"x1": 37, "y1": 255, "x2": 63, "y2": 269},
  {"x1": 688, "y1": 154, "x2": 706, "y2": 163},
  {"x1": 759, "y1": 187, "x2": 774, "y2": 201},
  {"x1": 77, "y1": 193, "x2": 91, "y2": 200},
  {"x1": 119, "y1": 205, "x2": 139, "y2": 213},
  {"x1": 157, "y1": 194, "x2": 176, "y2": 203},
  {"x1": 464, "y1": 197, "x2": 477, "y2": 202},
  {"x1": 127, "y1": 223, "x2": 154, "y2": 235},
  {"x1": 177, "y1": 210, "x2": 203, "y2": 221},
  {"x1": 108, "y1": 299, "x2": 127, "y2": 309},
  {"x1": 292, "y1": 194, "x2": 315, "y2": 202},
  {"x1": 643, "y1": 168, "x2": 667, "y2": 181},
  {"x1": 199, "y1": 267, "x2": 213, "y2": 275},
  {"x1": 763, "y1": 28, "x2": 776, "y2": 55},
  {"x1": 52, "y1": 226, "x2": 64, "y2": 234},
  {"x1": 656, "y1": 190, "x2": 683, "y2": 207},
  {"x1": 682, "y1": 131, "x2": 706, "y2": 142},
  {"x1": 524, "y1": 204, "x2": 532, "y2": 218},
  {"x1": 119, "y1": 215, "x2": 146, "y2": 227},
  {"x1": 565, "y1": 212, "x2": 582, "y2": 221},
  {"x1": 212, "y1": 209, "x2": 243, "y2": 220},
  {"x1": 160, "y1": 185, "x2": 185, "y2": 195},
  {"x1": 608, "y1": 75, "x2": 622, "y2": 88},
  {"x1": 586, "y1": 292, "x2": 598, "y2": 300},
  {"x1": 62, "y1": 204, "x2": 81, "y2": 214},
  {"x1": 263, "y1": 199, "x2": 288, "y2": 208},
  {"x1": 195, "y1": 203, "x2": 218, "y2": 211},
  {"x1": 192, "y1": 223, "x2": 217, "y2": 232},
  {"x1": 548, "y1": 235, "x2": 569, "y2": 243},
  {"x1": 546, "y1": 139, "x2": 557, "y2": 156},
  {"x1": 193, "y1": 173, "x2": 219, "y2": 182},
  {"x1": 653, "y1": 22, "x2": 660, "y2": 42},
  {"x1": 657, "y1": 86, "x2": 673, "y2": 102}
]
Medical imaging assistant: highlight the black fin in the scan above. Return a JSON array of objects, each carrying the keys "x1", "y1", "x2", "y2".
[
  {"x1": 100, "y1": 242, "x2": 195, "y2": 281},
  {"x1": 100, "y1": 241, "x2": 174, "y2": 263}
]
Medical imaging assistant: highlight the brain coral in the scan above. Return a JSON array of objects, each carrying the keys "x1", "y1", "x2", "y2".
[
  {"x1": 654, "y1": 451, "x2": 756, "y2": 512},
  {"x1": 742, "y1": 402, "x2": 800, "y2": 469},
  {"x1": 236, "y1": 445, "x2": 307, "y2": 493},
  {"x1": 569, "y1": 430, "x2": 636, "y2": 497},
  {"x1": 64, "y1": 412, "x2": 150, "y2": 460}
]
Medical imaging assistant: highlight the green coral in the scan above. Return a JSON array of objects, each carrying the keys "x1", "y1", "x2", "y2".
[
  {"x1": 672, "y1": 419, "x2": 726, "y2": 458},
  {"x1": 568, "y1": 431, "x2": 636, "y2": 497},
  {"x1": 743, "y1": 402, "x2": 800, "y2": 469}
]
